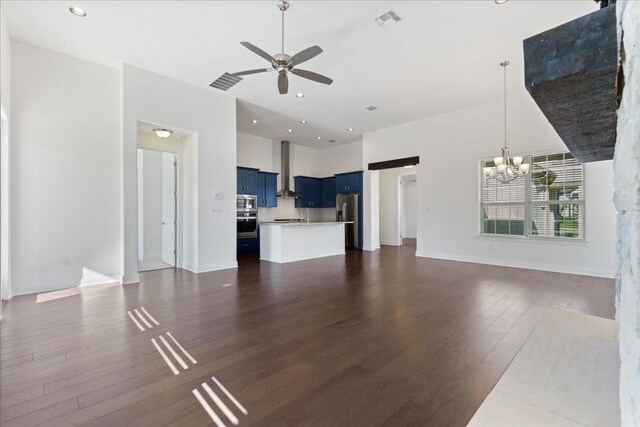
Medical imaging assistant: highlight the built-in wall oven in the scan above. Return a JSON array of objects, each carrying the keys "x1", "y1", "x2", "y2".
[{"x1": 237, "y1": 195, "x2": 258, "y2": 239}]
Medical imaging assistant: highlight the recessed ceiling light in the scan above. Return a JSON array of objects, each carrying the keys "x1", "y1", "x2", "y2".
[
  {"x1": 69, "y1": 6, "x2": 87, "y2": 17},
  {"x1": 300, "y1": 120, "x2": 308, "y2": 124},
  {"x1": 296, "y1": 93, "x2": 304, "y2": 98},
  {"x1": 153, "y1": 128, "x2": 173, "y2": 139},
  {"x1": 495, "y1": 0, "x2": 508, "y2": 4},
  {"x1": 317, "y1": 136, "x2": 322, "y2": 140},
  {"x1": 252, "y1": 119, "x2": 258, "y2": 124},
  {"x1": 348, "y1": 128, "x2": 354, "y2": 132},
  {"x1": 287, "y1": 129, "x2": 293, "y2": 133}
]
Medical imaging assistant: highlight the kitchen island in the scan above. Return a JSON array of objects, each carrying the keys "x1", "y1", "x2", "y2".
[{"x1": 259, "y1": 222, "x2": 350, "y2": 263}]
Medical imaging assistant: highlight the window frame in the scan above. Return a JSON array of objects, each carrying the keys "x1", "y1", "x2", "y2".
[{"x1": 478, "y1": 150, "x2": 586, "y2": 242}]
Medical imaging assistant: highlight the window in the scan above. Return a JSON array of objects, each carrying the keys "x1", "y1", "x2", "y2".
[{"x1": 480, "y1": 152, "x2": 584, "y2": 240}]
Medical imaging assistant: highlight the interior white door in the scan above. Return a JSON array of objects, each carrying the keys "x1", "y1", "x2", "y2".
[{"x1": 161, "y1": 153, "x2": 176, "y2": 266}]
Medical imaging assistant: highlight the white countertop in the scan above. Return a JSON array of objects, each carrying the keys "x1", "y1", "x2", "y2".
[{"x1": 259, "y1": 221, "x2": 353, "y2": 226}]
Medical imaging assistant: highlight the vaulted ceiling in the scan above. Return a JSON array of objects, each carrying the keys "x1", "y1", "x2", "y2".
[{"x1": 2, "y1": 1, "x2": 596, "y2": 147}]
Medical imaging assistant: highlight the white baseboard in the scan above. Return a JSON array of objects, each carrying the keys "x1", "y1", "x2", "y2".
[
  {"x1": 141, "y1": 255, "x2": 162, "y2": 262},
  {"x1": 415, "y1": 250, "x2": 615, "y2": 278},
  {"x1": 196, "y1": 261, "x2": 238, "y2": 273},
  {"x1": 122, "y1": 273, "x2": 141, "y2": 284},
  {"x1": 182, "y1": 261, "x2": 238, "y2": 274},
  {"x1": 380, "y1": 240, "x2": 402, "y2": 246},
  {"x1": 80, "y1": 270, "x2": 121, "y2": 287}
]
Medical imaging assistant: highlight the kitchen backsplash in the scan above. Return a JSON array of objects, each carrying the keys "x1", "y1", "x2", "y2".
[{"x1": 258, "y1": 197, "x2": 336, "y2": 222}]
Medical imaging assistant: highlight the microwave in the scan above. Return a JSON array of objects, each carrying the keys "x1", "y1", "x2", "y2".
[{"x1": 237, "y1": 194, "x2": 257, "y2": 212}]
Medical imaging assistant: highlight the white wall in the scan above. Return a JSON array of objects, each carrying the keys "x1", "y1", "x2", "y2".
[
  {"x1": 1, "y1": 9, "x2": 10, "y2": 112},
  {"x1": 379, "y1": 169, "x2": 401, "y2": 246},
  {"x1": 11, "y1": 42, "x2": 122, "y2": 294},
  {"x1": 1, "y1": 7, "x2": 12, "y2": 303},
  {"x1": 363, "y1": 82, "x2": 617, "y2": 278},
  {"x1": 237, "y1": 133, "x2": 276, "y2": 172},
  {"x1": 320, "y1": 139, "x2": 363, "y2": 176},
  {"x1": 402, "y1": 175, "x2": 418, "y2": 239},
  {"x1": 123, "y1": 65, "x2": 236, "y2": 278}
]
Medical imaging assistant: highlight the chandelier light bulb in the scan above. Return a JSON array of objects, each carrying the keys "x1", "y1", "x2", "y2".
[
  {"x1": 513, "y1": 156, "x2": 523, "y2": 166},
  {"x1": 519, "y1": 163, "x2": 531, "y2": 174},
  {"x1": 494, "y1": 157, "x2": 504, "y2": 166}
]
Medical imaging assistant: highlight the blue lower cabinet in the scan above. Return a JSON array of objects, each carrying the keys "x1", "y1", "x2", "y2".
[{"x1": 237, "y1": 237, "x2": 259, "y2": 252}]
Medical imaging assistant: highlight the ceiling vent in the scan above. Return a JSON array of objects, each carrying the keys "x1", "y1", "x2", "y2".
[
  {"x1": 375, "y1": 10, "x2": 401, "y2": 28},
  {"x1": 365, "y1": 105, "x2": 379, "y2": 111},
  {"x1": 210, "y1": 72, "x2": 243, "y2": 91}
]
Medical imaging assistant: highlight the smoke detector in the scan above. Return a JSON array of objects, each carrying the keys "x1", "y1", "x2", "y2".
[{"x1": 375, "y1": 11, "x2": 401, "y2": 28}]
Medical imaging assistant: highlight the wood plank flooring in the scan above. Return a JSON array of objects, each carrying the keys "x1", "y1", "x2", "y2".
[{"x1": 0, "y1": 246, "x2": 615, "y2": 426}]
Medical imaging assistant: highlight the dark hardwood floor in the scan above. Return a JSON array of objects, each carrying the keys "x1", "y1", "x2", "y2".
[{"x1": 0, "y1": 246, "x2": 615, "y2": 426}]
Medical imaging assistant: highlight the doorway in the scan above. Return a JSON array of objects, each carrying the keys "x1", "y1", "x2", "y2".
[
  {"x1": 401, "y1": 174, "x2": 417, "y2": 247},
  {"x1": 137, "y1": 149, "x2": 177, "y2": 272},
  {"x1": 368, "y1": 156, "x2": 419, "y2": 252},
  {"x1": 378, "y1": 166, "x2": 418, "y2": 248}
]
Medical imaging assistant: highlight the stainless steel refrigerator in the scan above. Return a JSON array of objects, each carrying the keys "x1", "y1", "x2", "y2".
[{"x1": 336, "y1": 193, "x2": 359, "y2": 249}]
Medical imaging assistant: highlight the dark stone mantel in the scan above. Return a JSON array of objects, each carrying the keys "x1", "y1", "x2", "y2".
[{"x1": 523, "y1": 5, "x2": 620, "y2": 163}]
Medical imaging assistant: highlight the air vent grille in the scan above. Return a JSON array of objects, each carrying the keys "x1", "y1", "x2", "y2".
[
  {"x1": 209, "y1": 73, "x2": 243, "y2": 91},
  {"x1": 375, "y1": 10, "x2": 401, "y2": 28},
  {"x1": 366, "y1": 105, "x2": 379, "y2": 111}
]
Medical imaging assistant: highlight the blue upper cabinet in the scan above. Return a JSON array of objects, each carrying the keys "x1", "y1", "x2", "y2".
[
  {"x1": 320, "y1": 177, "x2": 336, "y2": 208},
  {"x1": 264, "y1": 173, "x2": 278, "y2": 207},
  {"x1": 294, "y1": 176, "x2": 321, "y2": 208},
  {"x1": 257, "y1": 172, "x2": 278, "y2": 207},
  {"x1": 237, "y1": 167, "x2": 259, "y2": 194},
  {"x1": 335, "y1": 171, "x2": 363, "y2": 193}
]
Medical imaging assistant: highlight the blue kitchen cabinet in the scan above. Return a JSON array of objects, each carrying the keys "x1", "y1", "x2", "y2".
[
  {"x1": 237, "y1": 237, "x2": 259, "y2": 252},
  {"x1": 335, "y1": 174, "x2": 349, "y2": 193},
  {"x1": 335, "y1": 171, "x2": 363, "y2": 193},
  {"x1": 320, "y1": 177, "x2": 336, "y2": 208},
  {"x1": 294, "y1": 176, "x2": 321, "y2": 208},
  {"x1": 237, "y1": 167, "x2": 259, "y2": 194},
  {"x1": 257, "y1": 172, "x2": 278, "y2": 207}
]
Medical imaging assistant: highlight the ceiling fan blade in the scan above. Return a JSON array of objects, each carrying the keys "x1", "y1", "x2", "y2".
[
  {"x1": 288, "y1": 45, "x2": 323, "y2": 67},
  {"x1": 231, "y1": 68, "x2": 273, "y2": 77},
  {"x1": 291, "y1": 69, "x2": 333, "y2": 85},
  {"x1": 240, "y1": 41, "x2": 275, "y2": 64},
  {"x1": 278, "y1": 72, "x2": 289, "y2": 94}
]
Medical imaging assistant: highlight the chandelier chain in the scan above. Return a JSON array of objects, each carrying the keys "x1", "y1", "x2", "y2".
[{"x1": 503, "y1": 61, "x2": 508, "y2": 150}]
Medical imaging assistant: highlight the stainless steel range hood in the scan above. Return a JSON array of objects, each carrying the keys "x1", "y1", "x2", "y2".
[{"x1": 276, "y1": 141, "x2": 299, "y2": 198}]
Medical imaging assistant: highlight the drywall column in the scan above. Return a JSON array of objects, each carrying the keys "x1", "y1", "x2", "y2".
[{"x1": 614, "y1": 1, "x2": 640, "y2": 424}]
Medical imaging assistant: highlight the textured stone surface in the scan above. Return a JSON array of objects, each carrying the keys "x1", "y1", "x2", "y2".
[
  {"x1": 614, "y1": 1, "x2": 640, "y2": 425},
  {"x1": 523, "y1": 6, "x2": 619, "y2": 163}
]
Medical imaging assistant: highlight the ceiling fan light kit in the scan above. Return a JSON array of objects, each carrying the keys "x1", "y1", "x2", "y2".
[{"x1": 210, "y1": 0, "x2": 333, "y2": 95}]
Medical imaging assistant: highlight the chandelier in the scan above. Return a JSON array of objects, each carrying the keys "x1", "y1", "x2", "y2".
[{"x1": 483, "y1": 61, "x2": 530, "y2": 184}]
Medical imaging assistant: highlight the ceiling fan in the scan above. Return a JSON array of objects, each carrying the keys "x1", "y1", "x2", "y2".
[{"x1": 210, "y1": 0, "x2": 333, "y2": 95}]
